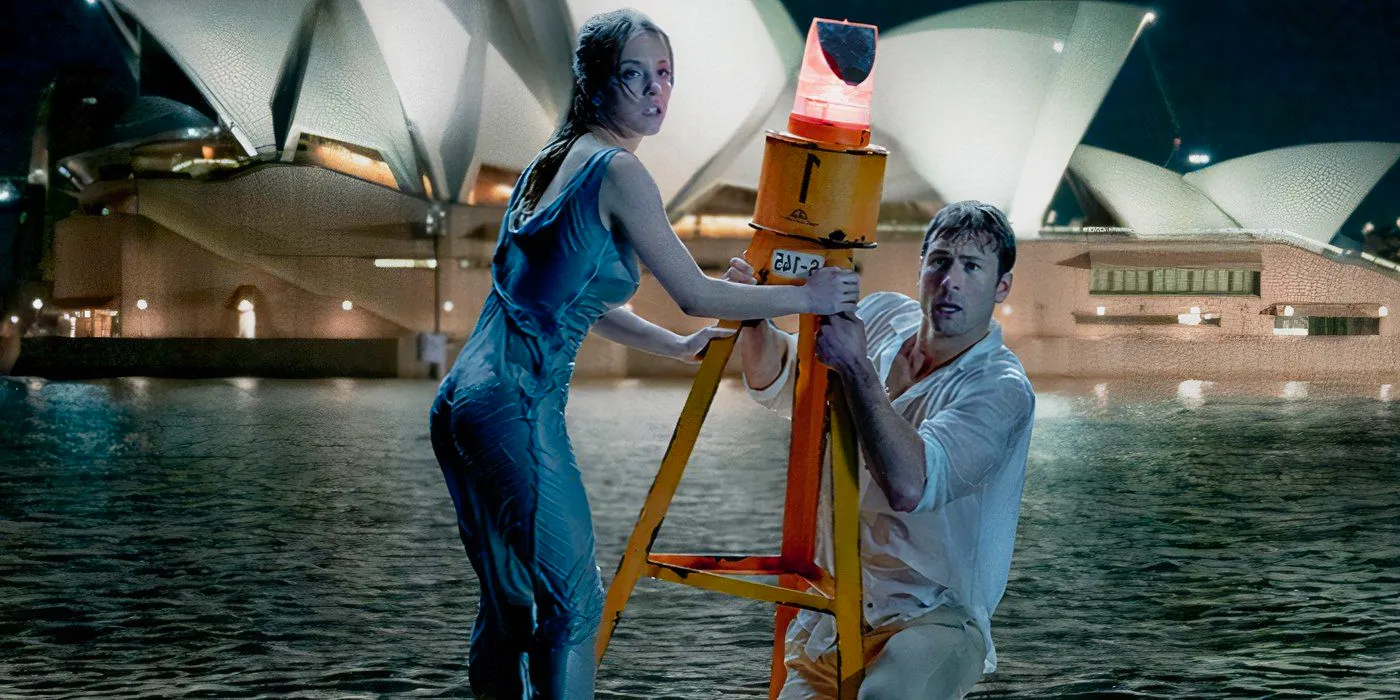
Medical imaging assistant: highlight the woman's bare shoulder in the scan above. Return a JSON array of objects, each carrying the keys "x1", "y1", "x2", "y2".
[{"x1": 600, "y1": 149, "x2": 656, "y2": 198}]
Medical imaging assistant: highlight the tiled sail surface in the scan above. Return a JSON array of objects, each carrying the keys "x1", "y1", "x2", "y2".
[
  {"x1": 1185, "y1": 142, "x2": 1400, "y2": 245},
  {"x1": 1069, "y1": 145, "x2": 1239, "y2": 234},
  {"x1": 876, "y1": 1, "x2": 1148, "y2": 235},
  {"x1": 115, "y1": 0, "x2": 317, "y2": 154}
]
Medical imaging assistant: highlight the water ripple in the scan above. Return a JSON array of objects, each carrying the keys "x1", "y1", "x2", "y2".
[{"x1": 1, "y1": 376, "x2": 1397, "y2": 697}]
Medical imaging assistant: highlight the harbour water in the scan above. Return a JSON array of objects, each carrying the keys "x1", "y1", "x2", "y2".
[{"x1": 1, "y1": 377, "x2": 1397, "y2": 698}]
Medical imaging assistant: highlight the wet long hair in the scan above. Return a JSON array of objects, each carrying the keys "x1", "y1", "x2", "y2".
[{"x1": 514, "y1": 9, "x2": 672, "y2": 217}]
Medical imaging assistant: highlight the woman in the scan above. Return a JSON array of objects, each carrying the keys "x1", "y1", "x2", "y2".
[{"x1": 430, "y1": 9, "x2": 858, "y2": 698}]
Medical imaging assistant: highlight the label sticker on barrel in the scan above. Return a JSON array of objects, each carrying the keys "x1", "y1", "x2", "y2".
[{"x1": 770, "y1": 249, "x2": 825, "y2": 280}]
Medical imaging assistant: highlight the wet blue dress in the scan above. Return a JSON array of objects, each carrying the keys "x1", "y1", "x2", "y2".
[{"x1": 429, "y1": 146, "x2": 635, "y2": 699}]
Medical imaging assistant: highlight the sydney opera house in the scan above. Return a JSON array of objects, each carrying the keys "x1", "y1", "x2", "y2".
[{"x1": 17, "y1": 0, "x2": 1400, "y2": 378}]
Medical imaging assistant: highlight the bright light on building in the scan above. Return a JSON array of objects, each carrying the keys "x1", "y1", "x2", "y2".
[
  {"x1": 1189, "y1": 306, "x2": 1200, "y2": 314},
  {"x1": 31, "y1": 298, "x2": 43, "y2": 310},
  {"x1": 237, "y1": 299, "x2": 254, "y2": 312},
  {"x1": 1052, "y1": 40, "x2": 1065, "y2": 53},
  {"x1": 1362, "y1": 222, "x2": 1376, "y2": 234},
  {"x1": 0, "y1": 182, "x2": 16, "y2": 202},
  {"x1": 187, "y1": 128, "x2": 200, "y2": 137},
  {"x1": 85, "y1": 0, "x2": 97, "y2": 5},
  {"x1": 1002, "y1": 305, "x2": 1013, "y2": 316},
  {"x1": 342, "y1": 300, "x2": 353, "y2": 311},
  {"x1": 442, "y1": 301, "x2": 455, "y2": 312},
  {"x1": 170, "y1": 157, "x2": 240, "y2": 173},
  {"x1": 373, "y1": 258, "x2": 437, "y2": 269},
  {"x1": 1381, "y1": 306, "x2": 1390, "y2": 317},
  {"x1": 57, "y1": 165, "x2": 71, "y2": 177},
  {"x1": 1283, "y1": 305, "x2": 1294, "y2": 317},
  {"x1": 1187, "y1": 153, "x2": 1211, "y2": 165},
  {"x1": 1095, "y1": 306, "x2": 1106, "y2": 316},
  {"x1": 83, "y1": 309, "x2": 92, "y2": 318},
  {"x1": 8, "y1": 316, "x2": 17, "y2": 324},
  {"x1": 136, "y1": 299, "x2": 148, "y2": 310}
]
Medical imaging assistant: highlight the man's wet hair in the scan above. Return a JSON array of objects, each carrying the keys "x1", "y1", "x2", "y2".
[{"x1": 920, "y1": 200, "x2": 1017, "y2": 278}]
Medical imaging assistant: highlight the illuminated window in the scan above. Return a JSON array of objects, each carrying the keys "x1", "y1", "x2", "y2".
[
  {"x1": 1092, "y1": 267, "x2": 1259, "y2": 295},
  {"x1": 237, "y1": 300, "x2": 256, "y2": 339},
  {"x1": 1273, "y1": 316, "x2": 1379, "y2": 336}
]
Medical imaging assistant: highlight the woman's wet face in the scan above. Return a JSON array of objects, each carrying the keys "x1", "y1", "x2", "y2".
[{"x1": 599, "y1": 31, "x2": 672, "y2": 138}]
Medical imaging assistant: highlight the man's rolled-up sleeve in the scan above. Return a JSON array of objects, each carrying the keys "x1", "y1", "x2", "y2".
[
  {"x1": 913, "y1": 370, "x2": 1035, "y2": 512},
  {"x1": 743, "y1": 321, "x2": 799, "y2": 419}
]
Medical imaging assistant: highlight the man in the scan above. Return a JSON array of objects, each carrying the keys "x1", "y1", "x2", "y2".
[{"x1": 729, "y1": 200, "x2": 1036, "y2": 699}]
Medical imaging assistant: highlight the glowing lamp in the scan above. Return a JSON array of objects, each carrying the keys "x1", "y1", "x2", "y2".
[{"x1": 788, "y1": 19, "x2": 878, "y2": 147}]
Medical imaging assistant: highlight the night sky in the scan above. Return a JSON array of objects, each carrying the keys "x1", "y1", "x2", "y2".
[{"x1": 2, "y1": 0, "x2": 1398, "y2": 246}]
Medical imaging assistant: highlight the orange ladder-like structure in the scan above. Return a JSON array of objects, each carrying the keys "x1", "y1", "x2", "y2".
[{"x1": 594, "y1": 19, "x2": 887, "y2": 699}]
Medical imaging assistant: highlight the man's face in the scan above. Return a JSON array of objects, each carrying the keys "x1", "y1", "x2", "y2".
[{"x1": 918, "y1": 235, "x2": 1012, "y2": 339}]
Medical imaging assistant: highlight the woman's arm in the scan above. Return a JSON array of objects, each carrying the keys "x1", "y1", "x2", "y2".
[
  {"x1": 600, "y1": 153, "x2": 857, "y2": 320},
  {"x1": 592, "y1": 306, "x2": 737, "y2": 363},
  {"x1": 591, "y1": 306, "x2": 683, "y2": 358}
]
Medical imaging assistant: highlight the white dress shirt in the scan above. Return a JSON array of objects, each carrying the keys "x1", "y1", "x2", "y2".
[{"x1": 746, "y1": 292, "x2": 1035, "y2": 673}]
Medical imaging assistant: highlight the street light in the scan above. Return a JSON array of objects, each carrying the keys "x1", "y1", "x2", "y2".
[
  {"x1": 136, "y1": 299, "x2": 148, "y2": 310},
  {"x1": 31, "y1": 298, "x2": 43, "y2": 310},
  {"x1": 342, "y1": 300, "x2": 353, "y2": 311},
  {"x1": 442, "y1": 301, "x2": 455, "y2": 312}
]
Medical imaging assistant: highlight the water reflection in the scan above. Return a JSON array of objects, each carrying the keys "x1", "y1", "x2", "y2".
[
  {"x1": 0, "y1": 377, "x2": 1396, "y2": 698},
  {"x1": 1175, "y1": 379, "x2": 1211, "y2": 409}
]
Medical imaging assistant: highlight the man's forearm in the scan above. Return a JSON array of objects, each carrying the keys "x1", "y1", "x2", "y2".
[
  {"x1": 739, "y1": 321, "x2": 788, "y2": 390},
  {"x1": 839, "y1": 363, "x2": 928, "y2": 512}
]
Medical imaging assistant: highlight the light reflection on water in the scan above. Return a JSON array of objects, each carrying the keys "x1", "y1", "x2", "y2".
[{"x1": 1, "y1": 376, "x2": 1398, "y2": 698}]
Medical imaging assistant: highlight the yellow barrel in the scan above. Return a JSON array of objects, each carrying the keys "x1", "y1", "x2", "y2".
[{"x1": 752, "y1": 131, "x2": 887, "y2": 246}]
